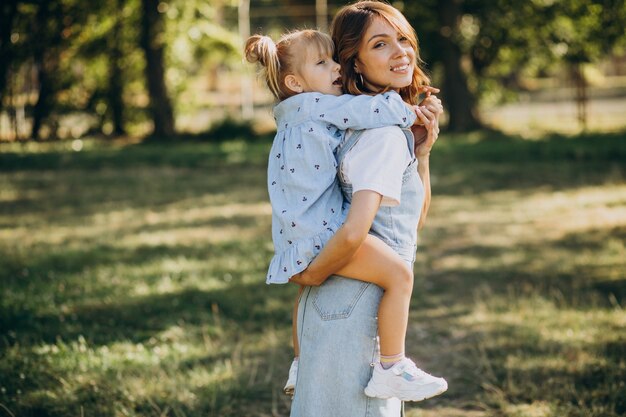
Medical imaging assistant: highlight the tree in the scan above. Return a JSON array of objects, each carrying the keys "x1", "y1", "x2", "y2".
[
  {"x1": 106, "y1": 0, "x2": 126, "y2": 136},
  {"x1": 403, "y1": 0, "x2": 626, "y2": 132},
  {"x1": 0, "y1": 0, "x2": 19, "y2": 113},
  {"x1": 140, "y1": 0, "x2": 175, "y2": 137}
]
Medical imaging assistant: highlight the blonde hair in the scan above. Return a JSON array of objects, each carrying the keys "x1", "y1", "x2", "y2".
[
  {"x1": 245, "y1": 30, "x2": 335, "y2": 101},
  {"x1": 331, "y1": 1, "x2": 430, "y2": 105}
]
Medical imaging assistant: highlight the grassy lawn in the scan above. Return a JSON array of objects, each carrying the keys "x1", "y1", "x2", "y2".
[{"x1": 1, "y1": 131, "x2": 625, "y2": 417}]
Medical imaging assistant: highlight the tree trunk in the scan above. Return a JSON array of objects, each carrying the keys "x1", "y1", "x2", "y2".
[
  {"x1": 108, "y1": 0, "x2": 126, "y2": 136},
  {"x1": 571, "y1": 62, "x2": 588, "y2": 132},
  {"x1": 0, "y1": 0, "x2": 18, "y2": 114},
  {"x1": 438, "y1": 0, "x2": 481, "y2": 132},
  {"x1": 140, "y1": 0, "x2": 175, "y2": 137},
  {"x1": 31, "y1": 3, "x2": 53, "y2": 140}
]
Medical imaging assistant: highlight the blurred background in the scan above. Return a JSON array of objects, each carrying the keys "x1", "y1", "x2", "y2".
[
  {"x1": 1, "y1": 2, "x2": 625, "y2": 417},
  {"x1": 1, "y1": 0, "x2": 625, "y2": 142}
]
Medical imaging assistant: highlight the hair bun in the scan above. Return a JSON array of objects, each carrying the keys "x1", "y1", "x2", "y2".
[{"x1": 245, "y1": 35, "x2": 277, "y2": 67}]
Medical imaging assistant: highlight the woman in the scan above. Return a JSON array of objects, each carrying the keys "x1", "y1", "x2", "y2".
[{"x1": 289, "y1": 2, "x2": 444, "y2": 416}]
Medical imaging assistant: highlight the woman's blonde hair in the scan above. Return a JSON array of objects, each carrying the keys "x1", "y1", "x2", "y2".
[
  {"x1": 244, "y1": 30, "x2": 335, "y2": 101},
  {"x1": 331, "y1": 1, "x2": 430, "y2": 105}
]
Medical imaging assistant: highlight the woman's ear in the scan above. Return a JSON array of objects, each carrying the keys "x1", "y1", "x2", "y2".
[
  {"x1": 354, "y1": 59, "x2": 362, "y2": 75},
  {"x1": 285, "y1": 74, "x2": 304, "y2": 93}
]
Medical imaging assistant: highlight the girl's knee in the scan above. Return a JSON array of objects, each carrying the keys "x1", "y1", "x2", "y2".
[{"x1": 394, "y1": 264, "x2": 414, "y2": 295}]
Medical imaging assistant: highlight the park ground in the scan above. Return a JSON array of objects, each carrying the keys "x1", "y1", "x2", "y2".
[{"x1": 0, "y1": 129, "x2": 625, "y2": 416}]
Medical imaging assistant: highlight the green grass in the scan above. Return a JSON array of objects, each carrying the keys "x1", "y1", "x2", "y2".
[{"x1": 1, "y1": 131, "x2": 625, "y2": 417}]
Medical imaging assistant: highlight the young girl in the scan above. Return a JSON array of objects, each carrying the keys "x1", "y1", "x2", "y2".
[{"x1": 245, "y1": 29, "x2": 445, "y2": 401}]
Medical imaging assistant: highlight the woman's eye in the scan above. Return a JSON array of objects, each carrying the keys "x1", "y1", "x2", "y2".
[
  {"x1": 317, "y1": 60, "x2": 326, "y2": 65},
  {"x1": 374, "y1": 42, "x2": 385, "y2": 49},
  {"x1": 399, "y1": 36, "x2": 409, "y2": 43}
]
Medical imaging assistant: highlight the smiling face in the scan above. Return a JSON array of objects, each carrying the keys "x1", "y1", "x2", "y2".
[{"x1": 355, "y1": 17, "x2": 416, "y2": 92}]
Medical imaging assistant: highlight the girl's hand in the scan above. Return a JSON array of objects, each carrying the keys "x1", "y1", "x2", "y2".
[
  {"x1": 412, "y1": 94, "x2": 443, "y2": 157},
  {"x1": 418, "y1": 85, "x2": 440, "y2": 98}
]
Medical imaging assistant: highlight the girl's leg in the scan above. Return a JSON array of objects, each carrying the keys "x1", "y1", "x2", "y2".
[
  {"x1": 335, "y1": 235, "x2": 413, "y2": 358},
  {"x1": 284, "y1": 287, "x2": 304, "y2": 395},
  {"x1": 292, "y1": 286, "x2": 303, "y2": 357}
]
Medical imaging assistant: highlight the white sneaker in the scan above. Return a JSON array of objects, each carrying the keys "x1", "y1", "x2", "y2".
[
  {"x1": 283, "y1": 359, "x2": 298, "y2": 397},
  {"x1": 364, "y1": 357, "x2": 447, "y2": 401}
]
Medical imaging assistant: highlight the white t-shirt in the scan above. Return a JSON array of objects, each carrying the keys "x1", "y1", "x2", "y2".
[{"x1": 340, "y1": 126, "x2": 412, "y2": 207}]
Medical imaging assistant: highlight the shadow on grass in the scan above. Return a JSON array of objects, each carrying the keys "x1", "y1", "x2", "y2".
[
  {"x1": 2, "y1": 131, "x2": 625, "y2": 416},
  {"x1": 2, "y1": 273, "x2": 295, "y2": 348}
]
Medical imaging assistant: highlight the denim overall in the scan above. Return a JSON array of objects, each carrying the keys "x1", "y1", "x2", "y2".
[{"x1": 291, "y1": 127, "x2": 424, "y2": 417}]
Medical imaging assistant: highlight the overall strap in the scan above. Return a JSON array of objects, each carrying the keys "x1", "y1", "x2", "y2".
[
  {"x1": 401, "y1": 128, "x2": 416, "y2": 160},
  {"x1": 335, "y1": 129, "x2": 366, "y2": 163}
]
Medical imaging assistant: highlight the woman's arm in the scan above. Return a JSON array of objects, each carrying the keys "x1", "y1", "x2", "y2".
[
  {"x1": 289, "y1": 190, "x2": 382, "y2": 286},
  {"x1": 411, "y1": 94, "x2": 443, "y2": 230}
]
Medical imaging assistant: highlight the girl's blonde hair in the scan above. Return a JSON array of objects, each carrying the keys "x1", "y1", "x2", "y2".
[
  {"x1": 245, "y1": 30, "x2": 335, "y2": 101},
  {"x1": 331, "y1": 1, "x2": 430, "y2": 105}
]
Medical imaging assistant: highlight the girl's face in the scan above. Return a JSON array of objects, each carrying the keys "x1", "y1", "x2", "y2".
[
  {"x1": 355, "y1": 17, "x2": 416, "y2": 92},
  {"x1": 296, "y1": 46, "x2": 343, "y2": 96}
]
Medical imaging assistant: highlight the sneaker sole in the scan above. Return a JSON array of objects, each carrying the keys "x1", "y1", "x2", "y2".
[{"x1": 364, "y1": 380, "x2": 448, "y2": 402}]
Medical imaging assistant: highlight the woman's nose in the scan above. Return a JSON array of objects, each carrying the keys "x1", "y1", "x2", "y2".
[{"x1": 392, "y1": 41, "x2": 408, "y2": 58}]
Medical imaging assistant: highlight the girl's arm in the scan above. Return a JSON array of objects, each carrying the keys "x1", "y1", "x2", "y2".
[
  {"x1": 310, "y1": 92, "x2": 416, "y2": 130},
  {"x1": 289, "y1": 190, "x2": 382, "y2": 286}
]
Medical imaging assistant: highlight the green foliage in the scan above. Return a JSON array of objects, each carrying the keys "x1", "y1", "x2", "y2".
[
  {"x1": 2, "y1": 0, "x2": 243, "y2": 138},
  {"x1": 403, "y1": 0, "x2": 626, "y2": 105}
]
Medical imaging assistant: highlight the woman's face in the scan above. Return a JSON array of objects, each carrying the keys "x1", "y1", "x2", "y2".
[{"x1": 355, "y1": 17, "x2": 415, "y2": 91}]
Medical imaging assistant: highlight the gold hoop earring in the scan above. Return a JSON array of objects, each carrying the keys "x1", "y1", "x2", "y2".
[{"x1": 358, "y1": 73, "x2": 364, "y2": 87}]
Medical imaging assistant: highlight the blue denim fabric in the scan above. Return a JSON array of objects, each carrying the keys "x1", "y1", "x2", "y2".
[
  {"x1": 337, "y1": 127, "x2": 423, "y2": 264},
  {"x1": 291, "y1": 127, "x2": 423, "y2": 416}
]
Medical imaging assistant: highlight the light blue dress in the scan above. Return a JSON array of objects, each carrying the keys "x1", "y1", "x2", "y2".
[{"x1": 266, "y1": 92, "x2": 416, "y2": 284}]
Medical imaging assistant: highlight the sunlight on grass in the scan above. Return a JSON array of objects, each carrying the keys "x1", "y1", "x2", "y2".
[{"x1": 2, "y1": 135, "x2": 624, "y2": 416}]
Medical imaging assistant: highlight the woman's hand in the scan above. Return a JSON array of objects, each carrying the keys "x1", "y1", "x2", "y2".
[{"x1": 412, "y1": 93, "x2": 443, "y2": 157}]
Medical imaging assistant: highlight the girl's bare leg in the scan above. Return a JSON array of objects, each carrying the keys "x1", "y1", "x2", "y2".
[
  {"x1": 335, "y1": 235, "x2": 413, "y2": 357},
  {"x1": 291, "y1": 286, "x2": 303, "y2": 357}
]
